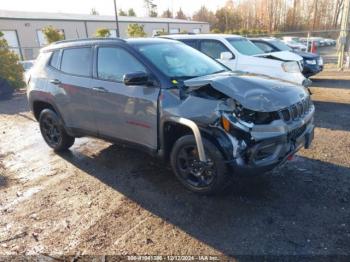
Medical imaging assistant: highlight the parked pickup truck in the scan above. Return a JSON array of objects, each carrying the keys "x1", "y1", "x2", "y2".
[
  {"x1": 27, "y1": 38, "x2": 315, "y2": 194},
  {"x1": 161, "y1": 34, "x2": 309, "y2": 87}
]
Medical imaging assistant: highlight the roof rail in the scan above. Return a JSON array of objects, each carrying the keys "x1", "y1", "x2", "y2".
[{"x1": 52, "y1": 37, "x2": 126, "y2": 45}]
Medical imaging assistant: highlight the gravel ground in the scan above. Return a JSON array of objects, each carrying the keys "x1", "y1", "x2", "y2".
[{"x1": 0, "y1": 70, "x2": 349, "y2": 259}]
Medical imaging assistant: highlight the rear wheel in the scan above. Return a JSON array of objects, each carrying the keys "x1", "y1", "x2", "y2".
[
  {"x1": 170, "y1": 135, "x2": 230, "y2": 194},
  {"x1": 39, "y1": 109, "x2": 75, "y2": 151}
]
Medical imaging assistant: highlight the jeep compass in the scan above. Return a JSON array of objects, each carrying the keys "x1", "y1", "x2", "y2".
[{"x1": 27, "y1": 38, "x2": 315, "y2": 194}]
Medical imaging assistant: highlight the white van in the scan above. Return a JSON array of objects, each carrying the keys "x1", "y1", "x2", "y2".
[{"x1": 161, "y1": 34, "x2": 309, "y2": 86}]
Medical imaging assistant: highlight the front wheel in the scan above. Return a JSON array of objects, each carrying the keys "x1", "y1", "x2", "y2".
[
  {"x1": 170, "y1": 135, "x2": 230, "y2": 194},
  {"x1": 39, "y1": 109, "x2": 75, "y2": 151}
]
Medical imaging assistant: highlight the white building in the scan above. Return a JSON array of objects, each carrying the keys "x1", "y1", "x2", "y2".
[{"x1": 0, "y1": 9, "x2": 210, "y2": 60}]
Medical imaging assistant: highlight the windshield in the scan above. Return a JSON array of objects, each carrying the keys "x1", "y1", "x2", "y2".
[
  {"x1": 132, "y1": 42, "x2": 227, "y2": 79},
  {"x1": 286, "y1": 40, "x2": 300, "y2": 45},
  {"x1": 226, "y1": 38, "x2": 264, "y2": 56},
  {"x1": 270, "y1": 40, "x2": 291, "y2": 51}
]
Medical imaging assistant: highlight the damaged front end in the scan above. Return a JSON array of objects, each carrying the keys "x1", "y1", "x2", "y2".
[
  {"x1": 163, "y1": 72, "x2": 315, "y2": 175},
  {"x1": 216, "y1": 100, "x2": 315, "y2": 174}
]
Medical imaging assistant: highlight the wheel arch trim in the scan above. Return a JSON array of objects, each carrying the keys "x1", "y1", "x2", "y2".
[{"x1": 168, "y1": 116, "x2": 207, "y2": 162}]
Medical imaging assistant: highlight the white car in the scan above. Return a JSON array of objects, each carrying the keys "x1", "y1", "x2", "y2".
[
  {"x1": 281, "y1": 37, "x2": 307, "y2": 52},
  {"x1": 161, "y1": 34, "x2": 308, "y2": 86}
]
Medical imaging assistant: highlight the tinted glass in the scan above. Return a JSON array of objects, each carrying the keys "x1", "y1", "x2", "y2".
[
  {"x1": 61, "y1": 48, "x2": 91, "y2": 76},
  {"x1": 200, "y1": 40, "x2": 230, "y2": 59},
  {"x1": 181, "y1": 39, "x2": 198, "y2": 49},
  {"x1": 253, "y1": 42, "x2": 273, "y2": 53},
  {"x1": 97, "y1": 47, "x2": 146, "y2": 82},
  {"x1": 270, "y1": 40, "x2": 291, "y2": 51},
  {"x1": 133, "y1": 42, "x2": 227, "y2": 79},
  {"x1": 49, "y1": 51, "x2": 60, "y2": 69},
  {"x1": 226, "y1": 38, "x2": 263, "y2": 56}
]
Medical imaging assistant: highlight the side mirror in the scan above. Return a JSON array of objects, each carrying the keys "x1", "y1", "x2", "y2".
[
  {"x1": 220, "y1": 51, "x2": 233, "y2": 61},
  {"x1": 123, "y1": 71, "x2": 149, "y2": 86}
]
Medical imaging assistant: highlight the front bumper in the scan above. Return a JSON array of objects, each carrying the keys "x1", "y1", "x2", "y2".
[
  {"x1": 230, "y1": 122, "x2": 314, "y2": 174},
  {"x1": 303, "y1": 64, "x2": 323, "y2": 78},
  {"x1": 224, "y1": 107, "x2": 315, "y2": 175}
]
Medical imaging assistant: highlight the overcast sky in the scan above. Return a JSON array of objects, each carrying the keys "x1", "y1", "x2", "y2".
[{"x1": 1, "y1": 0, "x2": 228, "y2": 17}]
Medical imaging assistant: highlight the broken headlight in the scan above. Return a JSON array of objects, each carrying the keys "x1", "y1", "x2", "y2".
[{"x1": 235, "y1": 108, "x2": 279, "y2": 125}]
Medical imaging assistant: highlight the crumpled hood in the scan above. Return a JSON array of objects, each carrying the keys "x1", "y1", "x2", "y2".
[
  {"x1": 184, "y1": 72, "x2": 309, "y2": 112},
  {"x1": 254, "y1": 51, "x2": 302, "y2": 61}
]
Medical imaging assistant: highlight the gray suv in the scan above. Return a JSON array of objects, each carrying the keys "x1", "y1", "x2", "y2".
[{"x1": 27, "y1": 38, "x2": 315, "y2": 194}]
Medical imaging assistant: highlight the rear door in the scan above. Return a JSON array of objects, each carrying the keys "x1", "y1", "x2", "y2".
[
  {"x1": 48, "y1": 47, "x2": 97, "y2": 134},
  {"x1": 90, "y1": 45, "x2": 160, "y2": 149}
]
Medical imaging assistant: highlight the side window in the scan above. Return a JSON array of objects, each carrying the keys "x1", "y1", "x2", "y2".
[
  {"x1": 181, "y1": 39, "x2": 198, "y2": 49},
  {"x1": 61, "y1": 48, "x2": 91, "y2": 77},
  {"x1": 49, "y1": 50, "x2": 60, "y2": 69},
  {"x1": 254, "y1": 42, "x2": 274, "y2": 53},
  {"x1": 200, "y1": 40, "x2": 231, "y2": 59},
  {"x1": 97, "y1": 47, "x2": 146, "y2": 82}
]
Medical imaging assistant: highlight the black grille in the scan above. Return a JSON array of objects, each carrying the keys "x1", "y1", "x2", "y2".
[
  {"x1": 288, "y1": 124, "x2": 307, "y2": 140},
  {"x1": 279, "y1": 97, "x2": 312, "y2": 122}
]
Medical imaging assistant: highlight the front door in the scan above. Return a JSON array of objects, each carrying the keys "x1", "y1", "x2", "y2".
[
  {"x1": 90, "y1": 45, "x2": 159, "y2": 149},
  {"x1": 199, "y1": 39, "x2": 237, "y2": 70}
]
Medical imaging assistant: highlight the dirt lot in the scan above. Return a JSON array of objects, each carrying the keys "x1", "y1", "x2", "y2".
[{"x1": 0, "y1": 70, "x2": 350, "y2": 258}]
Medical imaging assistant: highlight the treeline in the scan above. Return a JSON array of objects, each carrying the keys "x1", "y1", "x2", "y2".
[
  {"x1": 91, "y1": 0, "x2": 345, "y2": 33},
  {"x1": 192, "y1": 0, "x2": 345, "y2": 33},
  {"x1": 115, "y1": 0, "x2": 344, "y2": 33}
]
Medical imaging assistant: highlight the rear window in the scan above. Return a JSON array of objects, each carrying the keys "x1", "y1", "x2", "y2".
[
  {"x1": 61, "y1": 48, "x2": 91, "y2": 77},
  {"x1": 49, "y1": 51, "x2": 60, "y2": 69}
]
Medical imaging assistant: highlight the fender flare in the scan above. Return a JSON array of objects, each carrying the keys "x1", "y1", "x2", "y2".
[{"x1": 167, "y1": 116, "x2": 207, "y2": 162}]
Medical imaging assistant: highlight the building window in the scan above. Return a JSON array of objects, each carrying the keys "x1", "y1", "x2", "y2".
[
  {"x1": 169, "y1": 28, "x2": 180, "y2": 34},
  {"x1": 36, "y1": 29, "x2": 65, "y2": 46},
  {"x1": 0, "y1": 30, "x2": 21, "y2": 58},
  {"x1": 193, "y1": 28, "x2": 201, "y2": 34}
]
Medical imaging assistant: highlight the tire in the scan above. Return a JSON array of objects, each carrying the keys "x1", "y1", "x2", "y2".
[
  {"x1": 39, "y1": 109, "x2": 75, "y2": 151},
  {"x1": 170, "y1": 135, "x2": 230, "y2": 195}
]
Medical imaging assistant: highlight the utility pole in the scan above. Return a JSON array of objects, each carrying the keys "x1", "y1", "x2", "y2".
[
  {"x1": 113, "y1": 0, "x2": 120, "y2": 37},
  {"x1": 338, "y1": 0, "x2": 350, "y2": 69}
]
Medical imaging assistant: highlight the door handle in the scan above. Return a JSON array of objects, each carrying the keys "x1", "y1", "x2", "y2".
[
  {"x1": 92, "y1": 86, "x2": 109, "y2": 93},
  {"x1": 50, "y1": 79, "x2": 61, "y2": 85}
]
